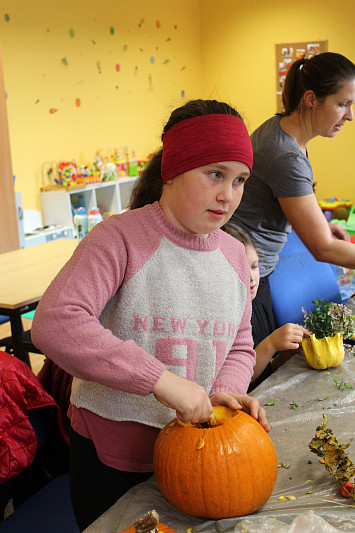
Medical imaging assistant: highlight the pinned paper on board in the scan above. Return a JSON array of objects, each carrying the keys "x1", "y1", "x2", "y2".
[{"x1": 275, "y1": 40, "x2": 328, "y2": 113}]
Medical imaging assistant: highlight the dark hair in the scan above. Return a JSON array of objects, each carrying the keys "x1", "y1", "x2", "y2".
[
  {"x1": 281, "y1": 52, "x2": 355, "y2": 116},
  {"x1": 222, "y1": 221, "x2": 256, "y2": 249},
  {"x1": 128, "y1": 99, "x2": 243, "y2": 210}
]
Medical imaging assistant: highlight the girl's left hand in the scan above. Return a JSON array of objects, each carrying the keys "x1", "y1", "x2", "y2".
[{"x1": 210, "y1": 392, "x2": 270, "y2": 433}]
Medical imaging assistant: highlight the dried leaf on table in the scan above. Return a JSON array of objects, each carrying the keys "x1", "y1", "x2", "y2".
[{"x1": 308, "y1": 414, "x2": 355, "y2": 500}]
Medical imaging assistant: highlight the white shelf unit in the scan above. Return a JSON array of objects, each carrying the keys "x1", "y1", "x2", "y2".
[{"x1": 40, "y1": 177, "x2": 138, "y2": 233}]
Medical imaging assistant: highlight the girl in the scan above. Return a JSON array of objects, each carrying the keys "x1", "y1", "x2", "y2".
[
  {"x1": 231, "y1": 52, "x2": 355, "y2": 344},
  {"x1": 223, "y1": 221, "x2": 310, "y2": 388},
  {"x1": 31, "y1": 99, "x2": 269, "y2": 531}
]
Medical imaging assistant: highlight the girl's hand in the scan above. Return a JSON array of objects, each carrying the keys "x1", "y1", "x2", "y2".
[
  {"x1": 270, "y1": 323, "x2": 310, "y2": 352},
  {"x1": 152, "y1": 370, "x2": 213, "y2": 424},
  {"x1": 210, "y1": 392, "x2": 270, "y2": 432}
]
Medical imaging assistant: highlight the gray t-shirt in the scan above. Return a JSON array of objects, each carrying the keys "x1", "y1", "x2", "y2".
[{"x1": 231, "y1": 115, "x2": 313, "y2": 277}]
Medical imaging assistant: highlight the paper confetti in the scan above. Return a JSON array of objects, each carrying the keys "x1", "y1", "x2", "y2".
[
  {"x1": 69, "y1": 28, "x2": 75, "y2": 38},
  {"x1": 150, "y1": 56, "x2": 155, "y2": 64},
  {"x1": 75, "y1": 98, "x2": 81, "y2": 107},
  {"x1": 156, "y1": 20, "x2": 161, "y2": 29},
  {"x1": 49, "y1": 108, "x2": 58, "y2": 114},
  {"x1": 4, "y1": 13, "x2": 10, "y2": 22},
  {"x1": 110, "y1": 27, "x2": 115, "y2": 35},
  {"x1": 115, "y1": 64, "x2": 120, "y2": 72}
]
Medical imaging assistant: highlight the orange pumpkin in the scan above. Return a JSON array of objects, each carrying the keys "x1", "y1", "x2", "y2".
[{"x1": 153, "y1": 406, "x2": 278, "y2": 519}]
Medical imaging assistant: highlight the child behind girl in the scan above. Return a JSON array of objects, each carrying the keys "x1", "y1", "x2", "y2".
[
  {"x1": 32, "y1": 99, "x2": 269, "y2": 531},
  {"x1": 223, "y1": 221, "x2": 309, "y2": 387}
]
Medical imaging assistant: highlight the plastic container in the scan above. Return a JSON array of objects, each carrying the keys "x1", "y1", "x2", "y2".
[
  {"x1": 74, "y1": 207, "x2": 88, "y2": 241},
  {"x1": 88, "y1": 207, "x2": 103, "y2": 231}
]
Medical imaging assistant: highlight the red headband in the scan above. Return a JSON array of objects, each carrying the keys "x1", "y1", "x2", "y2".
[{"x1": 161, "y1": 114, "x2": 253, "y2": 182}]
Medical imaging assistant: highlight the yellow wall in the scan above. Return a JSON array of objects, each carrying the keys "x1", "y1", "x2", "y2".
[
  {"x1": 199, "y1": 0, "x2": 355, "y2": 203},
  {"x1": 1, "y1": 0, "x2": 202, "y2": 210},
  {"x1": 1, "y1": 0, "x2": 355, "y2": 212}
]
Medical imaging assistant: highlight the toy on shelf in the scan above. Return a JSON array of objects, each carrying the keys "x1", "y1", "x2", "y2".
[
  {"x1": 77, "y1": 165, "x2": 101, "y2": 185},
  {"x1": 94, "y1": 152, "x2": 118, "y2": 181},
  {"x1": 41, "y1": 160, "x2": 82, "y2": 191},
  {"x1": 319, "y1": 197, "x2": 352, "y2": 211},
  {"x1": 41, "y1": 161, "x2": 59, "y2": 189},
  {"x1": 331, "y1": 205, "x2": 355, "y2": 238},
  {"x1": 40, "y1": 147, "x2": 148, "y2": 192},
  {"x1": 57, "y1": 161, "x2": 79, "y2": 187}
]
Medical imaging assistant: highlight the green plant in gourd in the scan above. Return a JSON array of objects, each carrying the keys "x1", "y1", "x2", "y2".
[{"x1": 303, "y1": 299, "x2": 355, "y2": 340}]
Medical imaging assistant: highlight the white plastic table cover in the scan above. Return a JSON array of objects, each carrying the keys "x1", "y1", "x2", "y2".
[{"x1": 84, "y1": 347, "x2": 355, "y2": 533}]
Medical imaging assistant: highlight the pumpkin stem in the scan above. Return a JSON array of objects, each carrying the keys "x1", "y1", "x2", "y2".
[{"x1": 134, "y1": 510, "x2": 159, "y2": 533}]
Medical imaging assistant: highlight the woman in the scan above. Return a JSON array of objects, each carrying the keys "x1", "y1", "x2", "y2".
[{"x1": 231, "y1": 52, "x2": 355, "y2": 344}]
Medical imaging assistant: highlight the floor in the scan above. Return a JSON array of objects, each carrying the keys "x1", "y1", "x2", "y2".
[{"x1": 0, "y1": 317, "x2": 45, "y2": 375}]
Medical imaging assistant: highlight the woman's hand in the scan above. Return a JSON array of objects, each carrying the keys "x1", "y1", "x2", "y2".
[
  {"x1": 210, "y1": 392, "x2": 270, "y2": 432},
  {"x1": 152, "y1": 370, "x2": 213, "y2": 424},
  {"x1": 329, "y1": 223, "x2": 350, "y2": 241}
]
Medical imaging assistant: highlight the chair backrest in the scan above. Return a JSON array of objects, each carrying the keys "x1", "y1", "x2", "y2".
[
  {"x1": 0, "y1": 351, "x2": 77, "y2": 531},
  {"x1": 1, "y1": 473, "x2": 79, "y2": 533},
  {"x1": 269, "y1": 231, "x2": 342, "y2": 328}
]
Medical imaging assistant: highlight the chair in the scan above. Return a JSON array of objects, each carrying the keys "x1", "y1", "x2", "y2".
[
  {"x1": 0, "y1": 351, "x2": 79, "y2": 532},
  {"x1": 0, "y1": 311, "x2": 42, "y2": 369},
  {"x1": 269, "y1": 230, "x2": 342, "y2": 328},
  {"x1": 0, "y1": 473, "x2": 79, "y2": 533}
]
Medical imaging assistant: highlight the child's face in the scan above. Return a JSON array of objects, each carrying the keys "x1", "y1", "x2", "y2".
[
  {"x1": 160, "y1": 161, "x2": 250, "y2": 237},
  {"x1": 245, "y1": 244, "x2": 260, "y2": 300}
]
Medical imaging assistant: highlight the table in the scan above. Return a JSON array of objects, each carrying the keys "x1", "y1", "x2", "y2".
[
  {"x1": 0, "y1": 238, "x2": 77, "y2": 365},
  {"x1": 84, "y1": 346, "x2": 355, "y2": 533}
]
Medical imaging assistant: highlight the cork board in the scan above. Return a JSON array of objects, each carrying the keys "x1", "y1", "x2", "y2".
[{"x1": 275, "y1": 40, "x2": 328, "y2": 113}]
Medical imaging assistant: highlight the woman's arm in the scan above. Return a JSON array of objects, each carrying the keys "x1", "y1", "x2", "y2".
[{"x1": 278, "y1": 194, "x2": 355, "y2": 268}]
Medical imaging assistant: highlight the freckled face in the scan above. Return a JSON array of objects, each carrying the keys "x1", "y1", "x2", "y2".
[
  {"x1": 245, "y1": 244, "x2": 260, "y2": 300},
  {"x1": 159, "y1": 161, "x2": 250, "y2": 238},
  {"x1": 313, "y1": 78, "x2": 355, "y2": 138}
]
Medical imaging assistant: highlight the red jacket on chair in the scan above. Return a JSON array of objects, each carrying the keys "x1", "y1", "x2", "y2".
[{"x1": 0, "y1": 351, "x2": 68, "y2": 484}]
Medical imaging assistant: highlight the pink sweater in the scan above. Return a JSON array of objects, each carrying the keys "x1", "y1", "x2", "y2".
[{"x1": 32, "y1": 202, "x2": 255, "y2": 471}]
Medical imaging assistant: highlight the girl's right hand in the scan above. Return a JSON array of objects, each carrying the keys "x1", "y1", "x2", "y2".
[
  {"x1": 271, "y1": 323, "x2": 310, "y2": 352},
  {"x1": 152, "y1": 370, "x2": 213, "y2": 424}
]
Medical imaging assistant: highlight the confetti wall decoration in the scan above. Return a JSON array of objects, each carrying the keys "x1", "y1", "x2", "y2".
[
  {"x1": 1, "y1": 0, "x2": 354, "y2": 212},
  {"x1": 1, "y1": 0, "x2": 201, "y2": 211}
]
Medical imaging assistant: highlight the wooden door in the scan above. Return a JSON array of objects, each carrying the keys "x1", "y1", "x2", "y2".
[{"x1": 0, "y1": 45, "x2": 19, "y2": 253}]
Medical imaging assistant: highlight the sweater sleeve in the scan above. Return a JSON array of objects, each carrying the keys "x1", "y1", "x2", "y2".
[{"x1": 31, "y1": 218, "x2": 166, "y2": 396}]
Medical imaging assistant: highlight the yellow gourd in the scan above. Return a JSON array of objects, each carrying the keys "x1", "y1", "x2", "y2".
[{"x1": 302, "y1": 332, "x2": 344, "y2": 370}]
